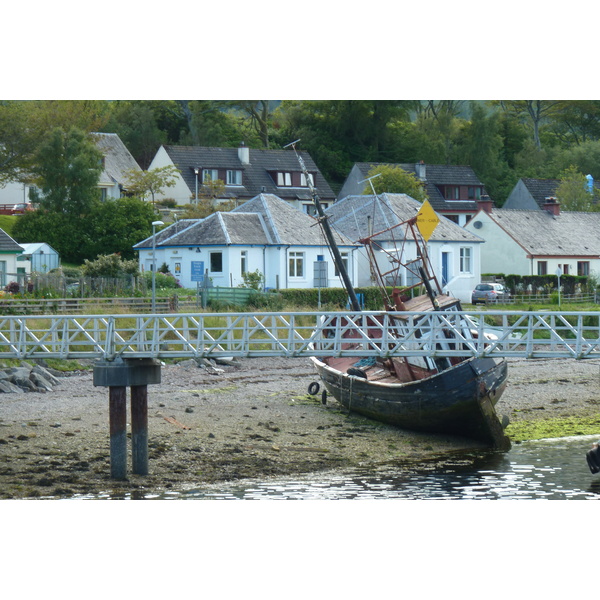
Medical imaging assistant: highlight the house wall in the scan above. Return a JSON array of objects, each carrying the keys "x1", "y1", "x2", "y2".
[
  {"x1": 0, "y1": 181, "x2": 33, "y2": 205},
  {"x1": 503, "y1": 179, "x2": 539, "y2": 210},
  {"x1": 0, "y1": 252, "x2": 24, "y2": 286},
  {"x1": 148, "y1": 146, "x2": 193, "y2": 205},
  {"x1": 138, "y1": 243, "x2": 359, "y2": 291},
  {"x1": 351, "y1": 238, "x2": 479, "y2": 304},
  {"x1": 464, "y1": 211, "x2": 530, "y2": 274}
]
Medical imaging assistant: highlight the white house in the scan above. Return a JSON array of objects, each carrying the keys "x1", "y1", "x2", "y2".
[
  {"x1": 464, "y1": 196, "x2": 600, "y2": 277},
  {"x1": 133, "y1": 193, "x2": 359, "y2": 290},
  {"x1": 325, "y1": 194, "x2": 484, "y2": 304}
]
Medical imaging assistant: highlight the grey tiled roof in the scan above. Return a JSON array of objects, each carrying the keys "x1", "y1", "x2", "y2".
[
  {"x1": 134, "y1": 194, "x2": 355, "y2": 250},
  {"x1": 487, "y1": 208, "x2": 600, "y2": 256},
  {"x1": 521, "y1": 178, "x2": 560, "y2": 208},
  {"x1": 326, "y1": 194, "x2": 482, "y2": 244},
  {"x1": 0, "y1": 229, "x2": 24, "y2": 253},
  {"x1": 92, "y1": 133, "x2": 142, "y2": 186},
  {"x1": 163, "y1": 145, "x2": 335, "y2": 202},
  {"x1": 352, "y1": 162, "x2": 485, "y2": 212}
]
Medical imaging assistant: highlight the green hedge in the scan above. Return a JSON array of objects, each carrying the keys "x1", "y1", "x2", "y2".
[
  {"x1": 276, "y1": 286, "x2": 396, "y2": 310},
  {"x1": 491, "y1": 274, "x2": 589, "y2": 296}
]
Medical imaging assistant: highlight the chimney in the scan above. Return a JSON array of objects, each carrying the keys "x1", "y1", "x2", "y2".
[
  {"x1": 415, "y1": 160, "x2": 426, "y2": 181},
  {"x1": 543, "y1": 196, "x2": 560, "y2": 216},
  {"x1": 238, "y1": 141, "x2": 249, "y2": 165},
  {"x1": 477, "y1": 194, "x2": 494, "y2": 214}
]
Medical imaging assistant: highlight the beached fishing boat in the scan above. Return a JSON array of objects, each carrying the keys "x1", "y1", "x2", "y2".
[{"x1": 286, "y1": 141, "x2": 510, "y2": 450}]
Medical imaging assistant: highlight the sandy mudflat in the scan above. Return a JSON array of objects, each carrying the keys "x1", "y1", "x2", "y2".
[{"x1": 1, "y1": 355, "x2": 599, "y2": 499}]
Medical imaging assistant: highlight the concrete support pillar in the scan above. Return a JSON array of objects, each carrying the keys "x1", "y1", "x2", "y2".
[
  {"x1": 109, "y1": 386, "x2": 127, "y2": 480},
  {"x1": 131, "y1": 385, "x2": 149, "y2": 476},
  {"x1": 94, "y1": 358, "x2": 161, "y2": 480}
]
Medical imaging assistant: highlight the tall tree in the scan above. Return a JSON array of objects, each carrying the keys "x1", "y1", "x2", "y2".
[
  {"x1": 497, "y1": 101, "x2": 563, "y2": 149},
  {"x1": 0, "y1": 101, "x2": 38, "y2": 183},
  {"x1": 30, "y1": 127, "x2": 103, "y2": 214}
]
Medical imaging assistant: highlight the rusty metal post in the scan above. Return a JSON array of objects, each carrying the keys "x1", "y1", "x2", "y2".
[
  {"x1": 131, "y1": 385, "x2": 148, "y2": 475},
  {"x1": 109, "y1": 386, "x2": 127, "y2": 480}
]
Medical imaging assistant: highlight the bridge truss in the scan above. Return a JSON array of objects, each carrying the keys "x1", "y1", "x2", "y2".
[{"x1": 1, "y1": 310, "x2": 600, "y2": 361}]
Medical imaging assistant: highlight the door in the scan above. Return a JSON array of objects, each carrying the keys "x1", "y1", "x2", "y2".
[{"x1": 441, "y1": 252, "x2": 450, "y2": 287}]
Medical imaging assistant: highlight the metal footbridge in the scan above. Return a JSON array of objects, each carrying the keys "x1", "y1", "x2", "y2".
[{"x1": 2, "y1": 309, "x2": 600, "y2": 361}]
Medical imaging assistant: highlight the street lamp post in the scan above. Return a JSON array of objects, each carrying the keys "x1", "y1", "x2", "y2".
[
  {"x1": 194, "y1": 167, "x2": 199, "y2": 205},
  {"x1": 151, "y1": 220, "x2": 164, "y2": 313}
]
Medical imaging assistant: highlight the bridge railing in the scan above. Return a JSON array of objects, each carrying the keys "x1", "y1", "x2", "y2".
[{"x1": 0, "y1": 310, "x2": 600, "y2": 361}]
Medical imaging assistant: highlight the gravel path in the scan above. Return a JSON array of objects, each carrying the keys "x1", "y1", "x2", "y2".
[{"x1": 1, "y1": 355, "x2": 599, "y2": 499}]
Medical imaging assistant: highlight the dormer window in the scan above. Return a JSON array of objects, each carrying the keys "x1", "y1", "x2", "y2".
[
  {"x1": 227, "y1": 170, "x2": 242, "y2": 185},
  {"x1": 270, "y1": 171, "x2": 315, "y2": 187},
  {"x1": 203, "y1": 169, "x2": 219, "y2": 183}
]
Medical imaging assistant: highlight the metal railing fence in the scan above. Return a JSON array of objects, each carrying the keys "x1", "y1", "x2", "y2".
[{"x1": 0, "y1": 310, "x2": 599, "y2": 361}]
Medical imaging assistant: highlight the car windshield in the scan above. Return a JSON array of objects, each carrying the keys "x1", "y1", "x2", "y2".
[{"x1": 475, "y1": 284, "x2": 492, "y2": 291}]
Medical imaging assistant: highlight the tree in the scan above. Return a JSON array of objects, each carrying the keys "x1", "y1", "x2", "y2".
[
  {"x1": 555, "y1": 166, "x2": 599, "y2": 211},
  {"x1": 102, "y1": 101, "x2": 167, "y2": 169},
  {"x1": 30, "y1": 127, "x2": 103, "y2": 214},
  {"x1": 497, "y1": 101, "x2": 563, "y2": 150},
  {"x1": 0, "y1": 102, "x2": 38, "y2": 184},
  {"x1": 124, "y1": 165, "x2": 180, "y2": 210},
  {"x1": 363, "y1": 164, "x2": 428, "y2": 201}
]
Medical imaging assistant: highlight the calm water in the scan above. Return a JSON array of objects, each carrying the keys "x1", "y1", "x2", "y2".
[{"x1": 78, "y1": 434, "x2": 600, "y2": 500}]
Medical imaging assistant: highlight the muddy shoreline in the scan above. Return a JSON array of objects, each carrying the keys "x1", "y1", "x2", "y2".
[{"x1": 1, "y1": 356, "x2": 599, "y2": 499}]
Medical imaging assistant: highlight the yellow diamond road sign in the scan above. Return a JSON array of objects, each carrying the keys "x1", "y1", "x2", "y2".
[{"x1": 416, "y1": 200, "x2": 439, "y2": 242}]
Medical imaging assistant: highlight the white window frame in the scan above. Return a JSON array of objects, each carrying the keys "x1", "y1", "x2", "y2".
[
  {"x1": 240, "y1": 250, "x2": 248, "y2": 275},
  {"x1": 203, "y1": 169, "x2": 219, "y2": 183},
  {"x1": 227, "y1": 170, "x2": 242, "y2": 185},
  {"x1": 289, "y1": 251, "x2": 304, "y2": 278},
  {"x1": 334, "y1": 252, "x2": 349, "y2": 277},
  {"x1": 459, "y1": 247, "x2": 472, "y2": 273}
]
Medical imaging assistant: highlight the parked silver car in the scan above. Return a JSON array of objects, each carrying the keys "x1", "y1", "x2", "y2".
[{"x1": 471, "y1": 283, "x2": 510, "y2": 304}]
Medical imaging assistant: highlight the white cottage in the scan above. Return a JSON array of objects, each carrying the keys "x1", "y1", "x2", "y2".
[
  {"x1": 464, "y1": 198, "x2": 600, "y2": 277},
  {"x1": 325, "y1": 194, "x2": 484, "y2": 304},
  {"x1": 133, "y1": 194, "x2": 359, "y2": 290}
]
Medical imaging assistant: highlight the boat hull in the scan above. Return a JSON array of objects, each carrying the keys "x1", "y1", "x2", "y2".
[{"x1": 311, "y1": 355, "x2": 510, "y2": 449}]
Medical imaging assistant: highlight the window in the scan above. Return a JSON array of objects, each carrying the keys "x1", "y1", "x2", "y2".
[
  {"x1": 334, "y1": 252, "x2": 349, "y2": 277},
  {"x1": 210, "y1": 252, "x2": 223, "y2": 273},
  {"x1": 227, "y1": 170, "x2": 242, "y2": 185},
  {"x1": 537, "y1": 261, "x2": 547, "y2": 275},
  {"x1": 300, "y1": 173, "x2": 314, "y2": 187},
  {"x1": 445, "y1": 186, "x2": 460, "y2": 200},
  {"x1": 459, "y1": 247, "x2": 472, "y2": 273},
  {"x1": 289, "y1": 251, "x2": 304, "y2": 278},
  {"x1": 578, "y1": 261, "x2": 590, "y2": 276},
  {"x1": 304, "y1": 202, "x2": 328, "y2": 216},
  {"x1": 277, "y1": 172, "x2": 292, "y2": 186},
  {"x1": 468, "y1": 186, "x2": 482, "y2": 200},
  {"x1": 241, "y1": 251, "x2": 248, "y2": 275},
  {"x1": 271, "y1": 171, "x2": 315, "y2": 187},
  {"x1": 203, "y1": 169, "x2": 219, "y2": 183}
]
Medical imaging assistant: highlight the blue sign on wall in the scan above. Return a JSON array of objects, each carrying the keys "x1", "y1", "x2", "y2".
[{"x1": 191, "y1": 261, "x2": 205, "y2": 282}]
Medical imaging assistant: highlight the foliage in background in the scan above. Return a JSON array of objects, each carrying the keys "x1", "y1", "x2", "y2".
[
  {"x1": 29, "y1": 127, "x2": 103, "y2": 214},
  {"x1": 81, "y1": 254, "x2": 140, "y2": 278},
  {"x1": 12, "y1": 197, "x2": 154, "y2": 262},
  {"x1": 363, "y1": 164, "x2": 428, "y2": 201}
]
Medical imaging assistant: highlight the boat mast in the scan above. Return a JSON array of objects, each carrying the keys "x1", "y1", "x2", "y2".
[{"x1": 285, "y1": 140, "x2": 362, "y2": 312}]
